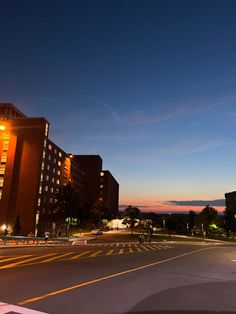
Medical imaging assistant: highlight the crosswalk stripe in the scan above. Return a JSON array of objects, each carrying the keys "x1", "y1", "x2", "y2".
[
  {"x1": 0, "y1": 253, "x2": 58, "y2": 269},
  {"x1": 136, "y1": 246, "x2": 142, "y2": 252},
  {"x1": 0, "y1": 255, "x2": 32, "y2": 263},
  {"x1": 118, "y1": 249, "x2": 124, "y2": 254},
  {"x1": 146, "y1": 245, "x2": 156, "y2": 250},
  {"x1": 106, "y1": 250, "x2": 114, "y2": 256},
  {"x1": 140, "y1": 245, "x2": 150, "y2": 251},
  {"x1": 116, "y1": 243, "x2": 119, "y2": 247},
  {"x1": 90, "y1": 250, "x2": 103, "y2": 257},
  {"x1": 69, "y1": 251, "x2": 91, "y2": 260},
  {"x1": 129, "y1": 248, "x2": 133, "y2": 253},
  {"x1": 151, "y1": 245, "x2": 161, "y2": 249},
  {"x1": 39, "y1": 252, "x2": 75, "y2": 263}
]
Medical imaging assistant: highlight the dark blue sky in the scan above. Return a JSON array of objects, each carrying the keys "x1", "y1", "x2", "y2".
[{"x1": 0, "y1": 0, "x2": 236, "y2": 211}]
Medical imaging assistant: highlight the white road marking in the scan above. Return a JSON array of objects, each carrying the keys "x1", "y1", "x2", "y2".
[{"x1": 0, "y1": 301, "x2": 48, "y2": 314}]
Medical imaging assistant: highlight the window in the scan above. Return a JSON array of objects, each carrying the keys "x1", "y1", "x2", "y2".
[
  {"x1": 53, "y1": 168, "x2": 56, "y2": 173},
  {"x1": 45, "y1": 123, "x2": 49, "y2": 136},
  {"x1": 43, "y1": 150, "x2": 46, "y2": 159},
  {"x1": 50, "y1": 187, "x2": 54, "y2": 193},
  {"x1": 54, "y1": 148, "x2": 57, "y2": 154},
  {"x1": 46, "y1": 175, "x2": 49, "y2": 181},
  {"x1": 0, "y1": 177, "x2": 4, "y2": 187},
  {"x1": 56, "y1": 179, "x2": 60, "y2": 185},
  {"x1": 40, "y1": 174, "x2": 44, "y2": 182},
  {"x1": 57, "y1": 170, "x2": 61, "y2": 175},
  {"x1": 38, "y1": 198, "x2": 41, "y2": 206},
  {"x1": 45, "y1": 186, "x2": 48, "y2": 191},
  {"x1": 99, "y1": 197, "x2": 103, "y2": 202},
  {"x1": 39, "y1": 185, "x2": 42, "y2": 194},
  {"x1": 100, "y1": 185, "x2": 103, "y2": 189},
  {"x1": 0, "y1": 166, "x2": 5, "y2": 175},
  {"x1": 0, "y1": 189, "x2": 2, "y2": 199},
  {"x1": 64, "y1": 165, "x2": 68, "y2": 170},
  {"x1": 2, "y1": 142, "x2": 9, "y2": 151},
  {"x1": 58, "y1": 152, "x2": 62, "y2": 157},
  {"x1": 44, "y1": 139, "x2": 47, "y2": 147},
  {"x1": 48, "y1": 144, "x2": 52, "y2": 150},
  {"x1": 58, "y1": 161, "x2": 61, "y2": 166},
  {"x1": 49, "y1": 197, "x2": 53, "y2": 203},
  {"x1": 100, "y1": 172, "x2": 104, "y2": 177},
  {"x1": 48, "y1": 155, "x2": 51, "y2": 161},
  {"x1": 54, "y1": 158, "x2": 56, "y2": 164},
  {"x1": 51, "y1": 177, "x2": 54, "y2": 183},
  {"x1": 1, "y1": 153, "x2": 7, "y2": 163},
  {"x1": 41, "y1": 162, "x2": 45, "y2": 170},
  {"x1": 47, "y1": 165, "x2": 50, "y2": 170}
]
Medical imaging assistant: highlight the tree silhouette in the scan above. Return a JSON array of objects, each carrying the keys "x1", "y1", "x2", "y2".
[{"x1": 122, "y1": 205, "x2": 140, "y2": 234}]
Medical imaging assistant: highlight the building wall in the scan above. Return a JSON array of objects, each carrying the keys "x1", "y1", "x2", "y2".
[{"x1": 100, "y1": 170, "x2": 119, "y2": 217}]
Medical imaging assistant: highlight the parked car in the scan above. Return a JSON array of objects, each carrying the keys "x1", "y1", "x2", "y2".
[{"x1": 91, "y1": 229, "x2": 103, "y2": 235}]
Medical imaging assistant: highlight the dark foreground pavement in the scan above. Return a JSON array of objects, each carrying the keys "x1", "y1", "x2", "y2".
[{"x1": 0, "y1": 242, "x2": 236, "y2": 314}]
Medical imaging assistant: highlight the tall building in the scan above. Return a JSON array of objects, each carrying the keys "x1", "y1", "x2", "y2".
[
  {"x1": 0, "y1": 103, "x2": 119, "y2": 235},
  {"x1": 0, "y1": 103, "x2": 84, "y2": 235},
  {"x1": 74, "y1": 155, "x2": 119, "y2": 217}
]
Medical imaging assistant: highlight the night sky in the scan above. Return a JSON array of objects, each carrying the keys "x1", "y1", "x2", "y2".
[{"x1": 1, "y1": 0, "x2": 236, "y2": 212}]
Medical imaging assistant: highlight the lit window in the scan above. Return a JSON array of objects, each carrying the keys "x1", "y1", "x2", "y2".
[
  {"x1": 45, "y1": 123, "x2": 49, "y2": 136},
  {"x1": 39, "y1": 185, "x2": 42, "y2": 194},
  {"x1": 57, "y1": 170, "x2": 60, "y2": 175},
  {"x1": 49, "y1": 197, "x2": 53, "y2": 203},
  {"x1": 63, "y1": 173, "x2": 67, "y2": 178},
  {"x1": 47, "y1": 165, "x2": 50, "y2": 170},
  {"x1": 100, "y1": 185, "x2": 103, "y2": 189},
  {"x1": 46, "y1": 175, "x2": 49, "y2": 181},
  {"x1": 100, "y1": 172, "x2": 104, "y2": 177},
  {"x1": 48, "y1": 155, "x2": 51, "y2": 161},
  {"x1": 2, "y1": 142, "x2": 9, "y2": 151},
  {"x1": 41, "y1": 162, "x2": 45, "y2": 170},
  {"x1": 48, "y1": 144, "x2": 52, "y2": 150},
  {"x1": 54, "y1": 148, "x2": 57, "y2": 154},
  {"x1": 0, "y1": 166, "x2": 5, "y2": 175},
  {"x1": 0, "y1": 189, "x2": 2, "y2": 199},
  {"x1": 64, "y1": 166, "x2": 68, "y2": 170},
  {"x1": 54, "y1": 158, "x2": 56, "y2": 164},
  {"x1": 0, "y1": 178, "x2": 4, "y2": 187},
  {"x1": 50, "y1": 187, "x2": 53, "y2": 193},
  {"x1": 58, "y1": 161, "x2": 61, "y2": 166},
  {"x1": 45, "y1": 186, "x2": 48, "y2": 191},
  {"x1": 56, "y1": 179, "x2": 60, "y2": 185},
  {"x1": 58, "y1": 152, "x2": 62, "y2": 157},
  {"x1": 1, "y1": 153, "x2": 7, "y2": 163},
  {"x1": 38, "y1": 198, "x2": 41, "y2": 206},
  {"x1": 44, "y1": 139, "x2": 47, "y2": 147},
  {"x1": 53, "y1": 168, "x2": 56, "y2": 173},
  {"x1": 40, "y1": 174, "x2": 44, "y2": 182},
  {"x1": 51, "y1": 177, "x2": 54, "y2": 183},
  {"x1": 99, "y1": 197, "x2": 103, "y2": 202},
  {"x1": 43, "y1": 150, "x2": 46, "y2": 158}
]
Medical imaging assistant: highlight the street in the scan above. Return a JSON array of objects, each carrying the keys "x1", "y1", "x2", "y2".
[{"x1": 0, "y1": 241, "x2": 236, "y2": 313}]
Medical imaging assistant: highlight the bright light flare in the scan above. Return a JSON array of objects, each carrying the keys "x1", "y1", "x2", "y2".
[{"x1": 0, "y1": 125, "x2": 6, "y2": 131}]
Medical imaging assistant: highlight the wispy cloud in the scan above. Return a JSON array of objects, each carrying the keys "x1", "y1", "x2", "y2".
[{"x1": 166, "y1": 199, "x2": 225, "y2": 207}]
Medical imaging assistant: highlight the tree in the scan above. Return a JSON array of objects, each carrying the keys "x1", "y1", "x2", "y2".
[
  {"x1": 197, "y1": 205, "x2": 218, "y2": 234},
  {"x1": 187, "y1": 210, "x2": 197, "y2": 233},
  {"x1": 13, "y1": 214, "x2": 22, "y2": 235},
  {"x1": 122, "y1": 205, "x2": 140, "y2": 234}
]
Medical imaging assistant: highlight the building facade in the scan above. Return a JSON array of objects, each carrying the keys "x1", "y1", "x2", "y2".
[{"x1": 0, "y1": 103, "x2": 119, "y2": 235}]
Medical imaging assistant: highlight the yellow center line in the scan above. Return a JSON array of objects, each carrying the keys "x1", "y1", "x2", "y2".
[
  {"x1": 69, "y1": 251, "x2": 91, "y2": 260},
  {"x1": 89, "y1": 250, "x2": 103, "y2": 257},
  {"x1": 106, "y1": 250, "x2": 114, "y2": 256},
  {"x1": 0, "y1": 253, "x2": 58, "y2": 269},
  {"x1": 118, "y1": 249, "x2": 124, "y2": 254},
  {"x1": 39, "y1": 252, "x2": 76, "y2": 263},
  {"x1": 18, "y1": 247, "x2": 213, "y2": 306},
  {"x1": 0, "y1": 255, "x2": 32, "y2": 263}
]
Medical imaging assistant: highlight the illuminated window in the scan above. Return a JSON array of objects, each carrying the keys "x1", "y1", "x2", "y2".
[
  {"x1": 58, "y1": 161, "x2": 61, "y2": 166},
  {"x1": 40, "y1": 174, "x2": 44, "y2": 182},
  {"x1": 54, "y1": 158, "x2": 56, "y2": 164},
  {"x1": 100, "y1": 172, "x2": 104, "y2": 177},
  {"x1": 0, "y1": 189, "x2": 2, "y2": 199},
  {"x1": 0, "y1": 178, "x2": 4, "y2": 186},
  {"x1": 49, "y1": 197, "x2": 53, "y2": 203},
  {"x1": 46, "y1": 175, "x2": 49, "y2": 181},
  {"x1": 48, "y1": 155, "x2": 51, "y2": 161},
  {"x1": 54, "y1": 148, "x2": 57, "y2": 154},
  {"x1": 45, "y1": 186, "x2": 48, "y2": 191},
  {"x1": 1, "y1": 153, "x2": 7, "y2": 163},
  {"x1": 50, "y1": 187, "x2": 53, "y2": 193},
  {"x1": 39, "y1": 185, "x2": 42, "y2": 194},
  {"x1": 41, "y1": 162, "x2": 45, "y2": 170},
  {"x1": 99, "y1": 197, "x2": 103, "y2": 202},
  {"x1": 38, "y1": 198, "x2": 41, "y2": 206},
  {"x1": 48, "y1": 144, "x2": 52, "y2": 150},
  {"x1": 57, "y1": 170, "x2": 60, "y2": 175},
  {"x1": 45, "y1": 123, "x2": 49, "y2": 136},
  {"x1": 58, "y1": 152, "x2": 62, "y2": 157},
  {"x1": 64, "y1": 165, "x2": 68, "y2": 170},
  {"x1": 56, "y1": 179, "x2": 60, "y2": 185},
  {"x1": 47, "y1": 165, "x2": 50, "y2": 170},
  {"x1": 0, "y1": 166, "x2": 5, "y2": 175},
  {"x1": 43, "y1": 150, "x2": 46, "y2": 159},
  {"x1": 51, "y1": 177, "x2": 54, "y2": 183},
  {"x1": 44, "y1": 139, "x2": 47, "y2": 147},
  {"x1": 2, "y1": 142, "x2": 9, "y2": 151},
  {"x1": 100, "y1": 185, "x2": 103, "y2": 189}
]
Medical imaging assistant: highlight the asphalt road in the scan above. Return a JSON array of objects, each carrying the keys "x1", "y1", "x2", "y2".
[{"x1": 0, "y1": 241, "x2": 236, "y2": 314}]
